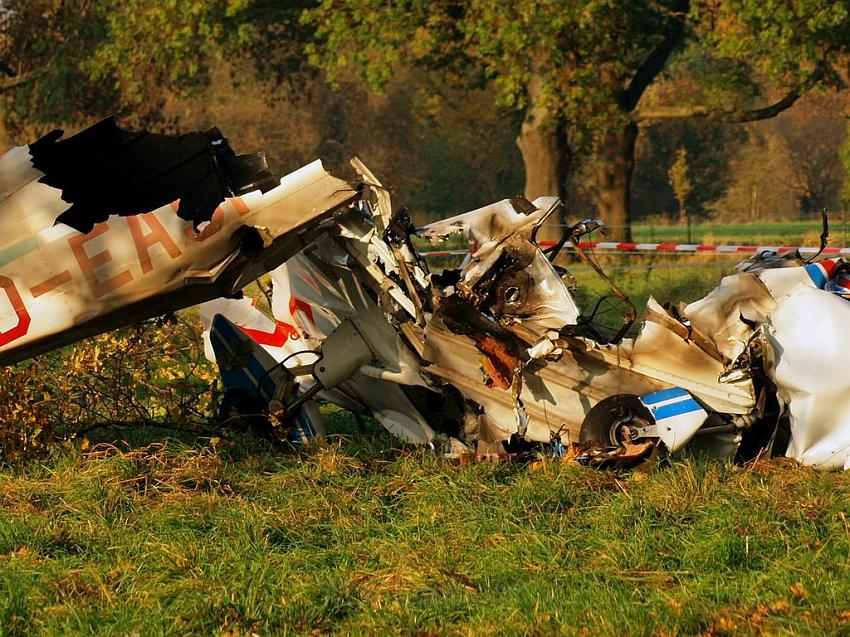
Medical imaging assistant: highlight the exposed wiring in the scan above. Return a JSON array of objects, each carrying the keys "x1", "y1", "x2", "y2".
[{"x1": 252, "y1": 349, "x2": 320, "y2": 402}]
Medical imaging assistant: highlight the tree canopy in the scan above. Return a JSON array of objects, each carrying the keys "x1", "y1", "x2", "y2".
[
  {"x1": 2, "y1": 1, "x2": 850, "y2": 234},
  {"x1": 0, "y1": 0, "x2": 309, "y2": 131},
  {"x1": 304, "y1": 0, "x2": 850, "y2": 237},
  {"x1": 306, "y1": 0, "x2": 850, "y2": 131}
]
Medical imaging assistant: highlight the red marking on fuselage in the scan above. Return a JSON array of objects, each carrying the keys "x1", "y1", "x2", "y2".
[
  {"x1": 239, "y1": 321, "x2": 301, "y2": 348},
  {"x1": 821, "y1": 259, "x2": 839, "y2": 277},
  {"x1": 228, "y1": 196, "x2": 250, "y2": 216},
  {"x1": 289, "y1": 296, "x2": 315, "y2": 330},
  {"x1": 0, "y1": 276, "x2": 30, "y2": 347},
  {"x1": 30, "y1": 271, "x2": 72, "y2": 298},
  {"x1": 127, "y1": 212, "x2": 182, "y2": 273},
  {"x1": 68, "y1": 223, "x2": 133, "y2": 299}
]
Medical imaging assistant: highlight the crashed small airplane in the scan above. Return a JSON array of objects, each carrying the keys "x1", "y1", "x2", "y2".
[
  {"x1": 199, "y1": 159, "x2": 850, "y2": 471},
  {"x1": 3, "y1": 118, "x2": 849, "y2": 470}
]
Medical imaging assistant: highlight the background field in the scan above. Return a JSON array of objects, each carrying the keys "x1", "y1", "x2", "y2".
[{"x1": 628, "y1": 219, "x2": 839, "y2": 246}]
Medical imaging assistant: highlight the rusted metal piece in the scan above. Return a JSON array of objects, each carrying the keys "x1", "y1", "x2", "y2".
[
  {"x1": 573, "y1": 440, "x2": 659, "y2": 469},
  {"x1": 477, "y1": 335, "x2": 519, "y2": 390}
]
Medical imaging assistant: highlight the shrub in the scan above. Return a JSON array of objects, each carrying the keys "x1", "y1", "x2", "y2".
[{"x1": 0, "y1": 314, "x2": 220, "y2": 463}]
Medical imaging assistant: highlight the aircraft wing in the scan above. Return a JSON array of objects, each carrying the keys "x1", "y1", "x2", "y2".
[{"x1": 0, "y1": 119, "x2": 359, "y2": 365}]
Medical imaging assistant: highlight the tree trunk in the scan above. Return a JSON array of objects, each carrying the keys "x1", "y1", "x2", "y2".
[
  {"x1": 516, "y1": 77, "x2": 570, "y2": 244},
  {"x1": 594, "y1": 121, "x2": 638, "y2": 242}
]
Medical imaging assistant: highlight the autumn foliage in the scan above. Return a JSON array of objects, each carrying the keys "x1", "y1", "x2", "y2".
[{"x1": 0, "y1": 315, "x2": 218, "y2": 462}]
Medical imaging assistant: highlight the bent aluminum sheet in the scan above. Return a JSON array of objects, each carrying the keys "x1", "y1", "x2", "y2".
[
  {"x1": 201, "y1": 248, "x2": 438, "y2": 444},
  {"x1": 0, "y1": 146, "x2": 356, "y2": 365},
  {"x1": 422, "y1": 321, "x2": 669, "y2": 447},
  {"x1": 767, "y1": 284, "x2": 850, "y2": 469},
  {"x1": 421, "y1": 198, "x2": 580, "y2": 336}
]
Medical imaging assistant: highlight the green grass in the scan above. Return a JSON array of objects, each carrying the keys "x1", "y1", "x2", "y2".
[
  {"x1": 570, "y1": 254, "x2": 732, "y2": 314},
  {"x1": 629, "y1": 219, "x2": 837, "y2": 246},
  {"x1": 2, "y1": 422, "x2": 850, "y2": 636}
]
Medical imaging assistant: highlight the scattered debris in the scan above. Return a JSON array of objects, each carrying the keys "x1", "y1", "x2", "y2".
[{"x1": 195, "y1": 156, "x2": 820, "y2": 469}]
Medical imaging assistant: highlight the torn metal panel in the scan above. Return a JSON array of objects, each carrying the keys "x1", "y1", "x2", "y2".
[
  {"x1": 766, "y1": 285, "x2": 850, "y2": 469},
  {"x1": 420, "y1": 197, "x2": 555, "y2": 246},
  {"x1": 207, "y1": 311, "x2": 325, "y2": 444},
  {"x1": 0, "y1": 119, "x2": 358, "y2": 366},
  {"x1": 682, "y1": 258, "x2": 843, "y2": 365},
  {"x1": 201, "y1": 243, "x2": 440, "y2": 444},
  {"x1": 177, "y1": 157, "x2": 850, "y2": 471},
  {"x1": 199, "y1": 175, "x2": 765, "y2": 461},
  {"x1": 626, "y1": 302, "x2": 755, "y2": 414},
  {"x1": 272, "y1": 249, "x2": 438, "y2": 443},
  {"x1": 422, "y1": 321, "x2": 669, "y2": 446},
  {"x1": 29, "y1": 117, "x2": 276, "y2": 233},
  {"x1": 683, "y1": 274, "x2": 776, "y2": 364},
  {"x1": 350, "y1": 156, "x2": 391, "y2": 235},
  {"x1": 422, "y1": 198, "x2": 580, "y2": 343}
]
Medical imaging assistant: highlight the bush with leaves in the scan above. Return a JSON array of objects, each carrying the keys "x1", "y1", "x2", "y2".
[{"x1": 0, "y1": 314, "x2": 221, "y2": 463}]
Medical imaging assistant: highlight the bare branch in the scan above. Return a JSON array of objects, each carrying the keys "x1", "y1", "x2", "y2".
[
  {"x1": 631, "y1": 105, "x2": 709, "y2": 121},
  {"x1": 715, "y1": 87, "x2": 805, "y2": 122},
  {"x1": 0, "y1": 71, "x2": 36, "y2": 93},
  {"x1": 621, "y1": 0, "x2": 691, "y2": 111},
  {"x1": 632, "y1": 67, "x2": 827, "y2": 123},
  {"x1": 633, "y1": 91, "x2": 800, "y2": 122}
]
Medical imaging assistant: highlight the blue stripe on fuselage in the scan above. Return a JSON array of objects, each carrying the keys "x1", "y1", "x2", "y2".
[
  {"x1": 805, "y1": 263, "x2": 827, "y2": 289},
  {"x1": 641, "y1": 387, "x2": 690, "y2": 406},
  {"x1": 651, "y1": 398, "x2": 703, "y2": 421}
]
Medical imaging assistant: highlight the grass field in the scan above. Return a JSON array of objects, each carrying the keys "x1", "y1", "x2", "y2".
[
  {"x1": 421, "y1": 217, "x2": 845, "y2": 248},
  {"x1": 1, "y1": 229, "x2": 844, "y2": 636},
  {"x1": 3, "y1": 422, "x2": 850, "y2": 636},
  {"x1": 628, "y1": 219, "x2": 838, "y2": 246}
]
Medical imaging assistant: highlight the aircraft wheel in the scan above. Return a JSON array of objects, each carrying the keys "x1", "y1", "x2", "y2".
[{"x1": 579, "y1": 394, "x2": 654, "y2": 447}]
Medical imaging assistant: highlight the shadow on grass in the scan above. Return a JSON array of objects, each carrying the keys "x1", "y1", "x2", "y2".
[{"x1": 78, "y1": 405, "x2": 407, "y2": 465}]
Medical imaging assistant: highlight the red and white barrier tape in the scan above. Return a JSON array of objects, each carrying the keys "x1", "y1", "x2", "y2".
[{"x1": 419, "y1": 241, "x2": 850, "y2": 258}]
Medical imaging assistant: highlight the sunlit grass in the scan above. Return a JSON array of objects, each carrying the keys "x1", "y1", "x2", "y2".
[{"x1": 2, "y1": 429, "x2": 850, "y2": 636}]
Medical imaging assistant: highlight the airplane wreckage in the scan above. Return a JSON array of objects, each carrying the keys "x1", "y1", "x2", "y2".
[{"x1": 1, "y1": 118, "x2": 850, "y2": 470}]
